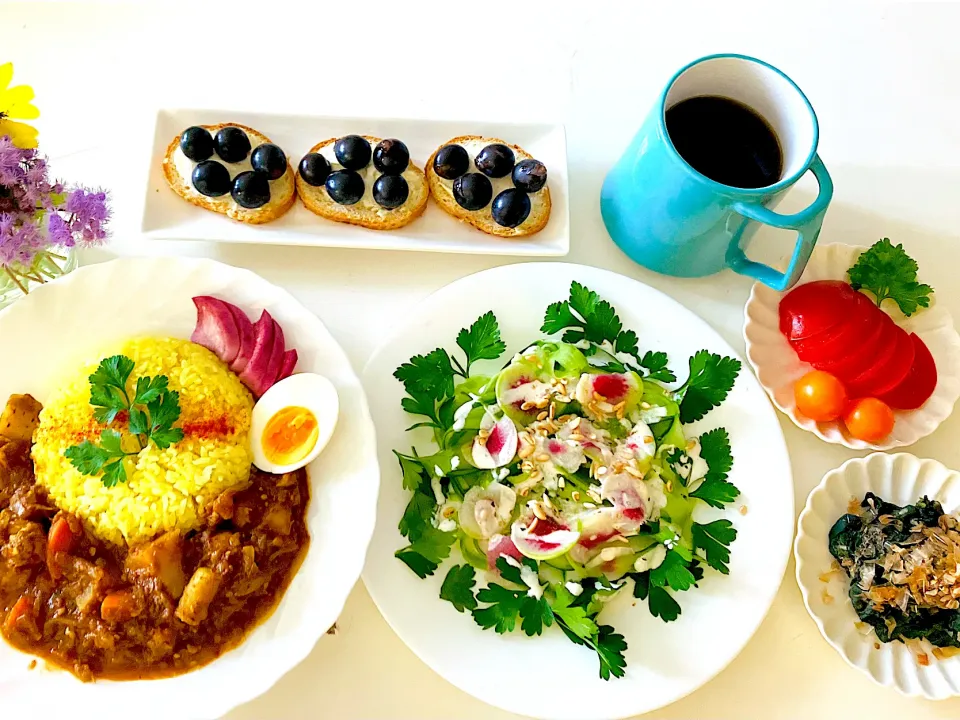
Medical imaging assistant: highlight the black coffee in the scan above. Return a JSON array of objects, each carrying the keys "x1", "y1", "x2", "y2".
[{"x1": 665, "y1": 95, "x2": 783, "y2": 189}]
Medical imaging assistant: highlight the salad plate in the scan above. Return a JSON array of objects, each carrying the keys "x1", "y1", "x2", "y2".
[
  {"x1": 0, "y1": 257, "x2": 380, "y2": 720},
  {"x1": 362, "y1": 263, "x2": 795, "y2": 720},
  {"x1": 744, "y1": 242, "x2": 960, "y2": 449},
  {"x1": 796, "y1": 453, "x2": 960, "y2": 699},
  {"x1": 142, "y1": 109, "x2": 569, "y2": 257}
]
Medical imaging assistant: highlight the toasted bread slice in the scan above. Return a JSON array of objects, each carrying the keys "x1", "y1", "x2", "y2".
[
  {"x1": 295, "y1": 136, "x2": 428, "y2": 231},
  {"x1": 162, "y1": 122, "x2": 296, "y2": 225},
  {"x1": 426, "y1": 135, "x2": 551, "y2": 238}
]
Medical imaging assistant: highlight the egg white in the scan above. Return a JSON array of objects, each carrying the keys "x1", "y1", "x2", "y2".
[{"x1": 250, "y1": 373, "x2": 340, "y2": 473}]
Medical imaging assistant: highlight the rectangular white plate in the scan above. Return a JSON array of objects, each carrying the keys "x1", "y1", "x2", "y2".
[{"x1": 142, "y1": 109, "x2": 569, "y2": 256}]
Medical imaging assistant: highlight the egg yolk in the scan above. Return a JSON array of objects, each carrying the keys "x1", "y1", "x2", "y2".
[{"x1": 262, "y1": 406, "x2": 319, "y2": 466}]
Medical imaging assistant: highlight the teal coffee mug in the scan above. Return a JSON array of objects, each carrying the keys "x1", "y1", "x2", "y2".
[{"x1": 600, "y1": 54, "x2": 833, "y2": 291}]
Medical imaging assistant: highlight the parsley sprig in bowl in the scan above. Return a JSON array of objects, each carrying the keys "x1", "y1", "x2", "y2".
[{"x1": 391, "y1": 282, "x2": 743, "y2": 680}]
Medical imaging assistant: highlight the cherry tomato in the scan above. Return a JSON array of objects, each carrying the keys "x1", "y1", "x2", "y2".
[
  {"x1": 794, "y1": 370, "x2": 848, "y2": 422},
  {"x1": 843, "y1": 397, "x2": 895, "y2": 443}
]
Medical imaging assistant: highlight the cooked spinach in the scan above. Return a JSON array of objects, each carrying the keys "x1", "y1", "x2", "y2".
[{"x1": 828, "y1": 492, "x2": 960, "y2": 649}]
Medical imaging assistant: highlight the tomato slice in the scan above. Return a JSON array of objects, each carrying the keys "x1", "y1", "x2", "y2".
[
  {"x1": 810, "y1": 312, "x2": 893, "y2": 382},
  {"x1": 791, "y1": 292, "x2": 875, "y2": 364},
  {"x1": 847, "y1": 326, "x2": 916, "y2": 398},
  {"x1": 779, "y1": 280, "x2": 863, "y2": 341},
  {"x1": 879, "y1": 334, "x2": 938, "y2": 410}
]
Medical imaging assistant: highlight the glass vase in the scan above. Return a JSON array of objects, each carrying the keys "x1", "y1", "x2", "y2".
[{"x1": 0, "y1": 247, "x2": 78, "y2": 311}]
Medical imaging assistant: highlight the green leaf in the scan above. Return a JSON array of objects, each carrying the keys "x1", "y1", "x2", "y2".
[
  {"x1": 632, "y1": 571, "x2": 650, "y2": 600},
  {"x1": 690, "y1": 427, "x2": 739, "y2": 509},
  {"x1": 64, "y1": 439, "x2": 114, "y2": 475},
  {"x1": 550, "y1": 586, "x2": 598, "y2": 640},
  {"x1": 648, "y1": 585, "x2": 681, "y2": 622},
  {"x1": 128, "y1": 407, "x2": 150, "y2": 436},
  {"x1": 541, "y1": 300, "x2": 579, "y2": 335},
  {"x1": 395, "y1": 526, "x2": 456, "y2": 578},
  {"x1": 649, "y1": 550, "x2": 696, "y2": 592},
  {"x1": 147, "y1": 390, "x2": 181, "y2": 433},
  {"x1": 395, "y1": 549, "x2": 439, "y2": 579},
  {"x1": 134, "y1": 375, "x2": 168, "y2": 405},
  {"x1": 678, "y1": 351, "x2": 741, "y2": 423},
  {"x1": 150, "y1": 427, "x2": 183, "y2": 449},
  {"x1": 88, "y1": 354, "x2": 135, "y2": 391},
  {"x1": 98, "y1": 428, "x2": 124, "y2": 454},
  {"x1": 396, "y1": 451, "x2": 427, "y2": 491},
  {"x1": 692, "y1": 519, "x2": 737, "y2": 574},
  {"x1": 456, "y1": 311, "x2": 506, "y2": 370},
  {"x1": 101, "y1": 459, "x2": 127, "y2": 488},
  {"x1": 440, "y1": 564, "x2": 478, "y2": 613},
  {"x1": 638, "y1": 350, "x2": 677, "y2": 383},
  {"x1": 400, "y1": 394, "x2": 438, "y2": 424},
  {"x1": 398, "y1": 490, "x2": 434, "y2": 542},
  {"x1": 472, "y1": 583, "x2": 525, "y2": 634},
  {"x1": 394, "y1": 349, "x2": 455, "y2": 402},
  {"x1": 89, "y1": 383, "x2": 127, "y2": 424},
  {"x1": 569, "y1": 281, "x2": 622, "y2": 345},
  {"x1": 614, "y1": 329, "x2": 639, "y2": 358},
  {"x1": 593, "y1": 625, "x2": 628, "y2": 680},
  {"x1": 519, "y1": 595, "x2": 554, "y2": 636},
  {"x1": 847, "y1": 238, "x2": 933, "y2": 316}
]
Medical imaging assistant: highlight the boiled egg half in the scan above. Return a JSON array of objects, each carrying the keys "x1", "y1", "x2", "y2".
[{"x1": 250, "y1": 373, "x2": 339, "y2": 473}]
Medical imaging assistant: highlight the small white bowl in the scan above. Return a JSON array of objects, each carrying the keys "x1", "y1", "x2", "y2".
[
  {"x1": 796, "y1": 452, "x2": 960, "y2": 699},
  {"x1": 743, "y1": 242, "x2": 960, "y2": 449}
]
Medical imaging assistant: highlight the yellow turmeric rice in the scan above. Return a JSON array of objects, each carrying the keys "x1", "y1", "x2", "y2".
[{"x1": 31, "y1": 337, "x2": 254, "y2": 546}]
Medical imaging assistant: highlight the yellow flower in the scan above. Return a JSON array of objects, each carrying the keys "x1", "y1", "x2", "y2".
[{"x1": 0, "y1": 63, "x2": 40, "y2": 148}]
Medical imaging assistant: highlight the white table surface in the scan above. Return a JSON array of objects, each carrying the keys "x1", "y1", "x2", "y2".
[{"x1": 4, "y1": 1, "x2": 960, "y2": 718}]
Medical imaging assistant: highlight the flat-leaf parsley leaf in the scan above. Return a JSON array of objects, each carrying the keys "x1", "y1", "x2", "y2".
[
  {"x1": 692, "y1": 519, "x2": 738, "y2": 574},
  {"x1": 440, "y1": 564, "x2": 478, "y2": 613},
  {"x1": 65, "y1": 356, "x2": 183, "y2": 487},
  {"x1": 848, "y1": 238, "x2": 933, "y2": 316},
  {"x1": 677, "y1": 351, "x2": 741, "y2": 423},
  {"x1": 689, "y1": 428, "x2": 739, "y2": 509}
]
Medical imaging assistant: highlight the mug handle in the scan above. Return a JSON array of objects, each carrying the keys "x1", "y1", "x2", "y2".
[{"x1": 726, "y1": 155, "x2": 834, "y2": 291}]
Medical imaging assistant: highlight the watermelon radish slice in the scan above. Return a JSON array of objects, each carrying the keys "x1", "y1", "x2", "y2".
[
  {"x1": 486, "y1": 534, "x2": 523, "y2": 569},
  {"x1": 880, "y1": 334, "x2": 938, "y2": 410},
  {"x1": 779, "y1": 280, "x2": 863, "y2": 341},
  {"x1": 511, "y1": 516, "x2": 580, "y2": 561},
  {"x1": 847, "y1": 325, "x2": 916, "y2": 398},
  {"x1": 190, "y1": 296, "x2": 240, "y2": 365},
  {"x1": 471, "y1": 417, "x2": 518, "y2": 469},
  {"x1": 459, "y1": 483, "x2": 517, "y2": 539}
]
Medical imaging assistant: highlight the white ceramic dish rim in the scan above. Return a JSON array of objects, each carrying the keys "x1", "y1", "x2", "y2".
[{"x1": 361, "y1": 262, "x2": 796, "y2": 720}]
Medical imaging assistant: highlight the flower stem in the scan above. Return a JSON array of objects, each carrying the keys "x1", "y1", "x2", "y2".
[{"x1": 3, "y1": 266, "x2": 30, "y2": 295}]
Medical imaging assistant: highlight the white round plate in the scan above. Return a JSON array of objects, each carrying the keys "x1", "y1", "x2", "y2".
[
  {"x1": 362, "y1": 263, "x2": 795, "y2": 720},
  {"x1": 0, "y1": 257, "x2": 380, "y2": 720},
  {"x1": 744, "y1": 243, "x2": 960, "y2": 450},
  {"x1": 796, "y1": 453, "x2": 960, "y2": 699}
]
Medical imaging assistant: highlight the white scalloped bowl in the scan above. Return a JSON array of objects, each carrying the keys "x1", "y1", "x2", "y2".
[
  {"x1": 743, "y1": 243, "x2": 960, "y2": 449},
  {"x1": 796, "y1": 453, "x2": 960, "y2": 699}
]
